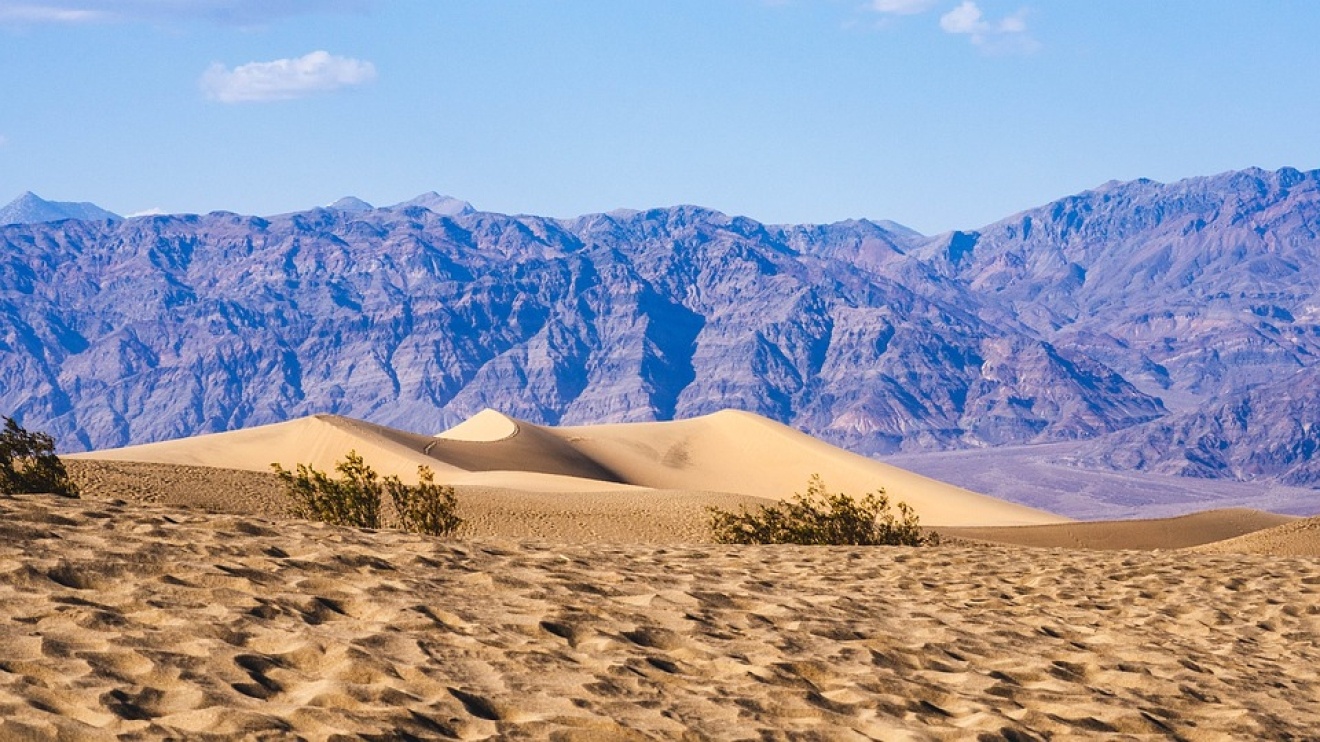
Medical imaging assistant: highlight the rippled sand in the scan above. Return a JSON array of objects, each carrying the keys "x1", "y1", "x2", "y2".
[{"x1": 3, "y1": 492, "x2": 1319, "y2": 740}]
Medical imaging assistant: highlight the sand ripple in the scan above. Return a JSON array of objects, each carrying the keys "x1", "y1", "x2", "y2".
[{"x1": 2, "y1": 493, "x2": 1319, "y2": 740}]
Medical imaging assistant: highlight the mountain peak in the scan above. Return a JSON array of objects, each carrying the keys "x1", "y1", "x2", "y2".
[
  {"x1": 0, "y1": 191, "x2": 122, "y2": 226},
  {"x1": 392, "y1": 192, "x2": 474, "y2": 217},
  {"x1": 327, "y1": 196, "x2": 375, "y2": 213}
]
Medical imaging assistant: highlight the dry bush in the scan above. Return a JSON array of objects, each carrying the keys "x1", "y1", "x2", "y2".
[
  {"x1": 0, "y1": 416, "x2": 79, "y2": 498},
  {"x1": 385, "y1": 466, "x2": 462, "y2": 537},
  {"x1": 708, "y1": 474, "x2": 937, "y2": 546},
  {"x1": 273, "y1": 451, "x2": 461, "y2": 536}
]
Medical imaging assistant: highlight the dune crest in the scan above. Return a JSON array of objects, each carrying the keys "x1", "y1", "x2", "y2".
[
  {"x1": 74, "y1": 409, "x2": 1066, "y2": 527},
  {"x1": 436, "y1": 408, "x2": 520, "y2": 442}
]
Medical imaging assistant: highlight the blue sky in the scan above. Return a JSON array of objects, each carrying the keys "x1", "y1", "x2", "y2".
[{"x1": 2, "y1": 1, "x2": 1318, "y2": 234}]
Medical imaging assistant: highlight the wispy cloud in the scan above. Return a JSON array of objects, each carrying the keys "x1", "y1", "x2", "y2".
[
  {"x1": 867, "y1": 0, "x2": 938, "y2": 15},
  {"x1": 939, "y1": 1, "x2": 1035, "y2": 52},
  {"x1": 0, "y1": 1, "x2": 371, "y2": 26},
  {"x1": 0, "y1": 4, "x2": 107, "y2": 23},
  {"x1": 0, "y1": 134, "x2": 8, "y2": 147},
  {"x1": 127, "y1": 207, "x2": 168, "y2": 217},
  {"x1": 200, "y1": 51, "x2": 377, "y2": 103}
]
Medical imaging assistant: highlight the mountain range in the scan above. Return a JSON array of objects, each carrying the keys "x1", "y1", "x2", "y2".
[{"x1": 1, "y1": 167, "x2": 1316, "y2": 495}]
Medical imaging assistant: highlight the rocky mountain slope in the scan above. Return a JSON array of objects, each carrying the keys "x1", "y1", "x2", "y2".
[
  {"x1": 911, "y1": 167, "x2": 1320, "y2": 485},
  {"x1": 1, "y1": 168, "x2": 1317, "y2": 488},
  {"x1": 0, "y1": 200, "x2": 1161, "y2": 455}
]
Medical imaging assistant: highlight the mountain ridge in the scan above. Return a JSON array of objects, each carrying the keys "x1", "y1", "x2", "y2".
[{"x1": 1, "y1": 167, "x2": 1316, "y2": 494}]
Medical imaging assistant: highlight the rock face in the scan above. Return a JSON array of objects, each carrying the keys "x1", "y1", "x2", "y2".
[
  {"x1": 911, "y1": 167, "x2": 1320, "y2": 484},
  {"x1": 0, "y1": 192, "x2": 121, "y2": 226},
  {"x1": 1090, "y1": 367, "x2": 1320, "y2": 487},
  {"x1": 0, "y1": 170, "x2": 1317, "y2": 488}
]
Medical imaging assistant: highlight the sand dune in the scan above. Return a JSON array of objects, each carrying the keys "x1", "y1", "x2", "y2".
[
  {"x1": 4, "y1": 491, "x2": 1319, "y2": 740},
  {"x1": 73, "y1": 409, "x2": 1066, "y2": 527},
  {"x1": 1191, "y1": 515, "x2": 1320, "y2": 556},
  {"x1": 72, "y1": 413, "x2": 624, "y2": 488},
  {"x1": 942, "y1": 508, "x2": 1300, "y2": 551},
  {"x1": 546, "y1": 409, "x2": 1062, "y2": 527}
]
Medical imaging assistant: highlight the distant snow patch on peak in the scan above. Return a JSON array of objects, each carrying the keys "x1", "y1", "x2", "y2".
[
  {"x1": 393, "y1": 192, "x2": 475, "y2": 217},
  {"x1": 327, "y1": 196, "x2": 374, "y2": 213}
]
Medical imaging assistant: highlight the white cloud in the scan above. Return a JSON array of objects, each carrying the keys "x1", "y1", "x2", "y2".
[
  {"x1": 939, "y1": 1, "x2": 1035, "y2": 52},
  {"x1": 939, "y1": 1, "x2": 984, "y2": 34},
  {"x1": 0, "y1": 4, "x2": 107, "y2": 23},
  {"x1": 868, "y1": 0, "x2": 937, "y2": 14},
  {"x1": 127, "y1": 207, "x2": 168, "y2": 217},
  {"x1": 200, "y1": 51, "x2": 377, "y2": 103},
  {"x1": 0, "y1": 1, "x2": 371, "y2": 26}
]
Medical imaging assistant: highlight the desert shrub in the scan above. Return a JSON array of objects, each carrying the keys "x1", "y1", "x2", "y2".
[
  {"x1": 385, "y1": 466, "x2": 462, "y2": 536},
  {"x1": 273, "y1": 452, "x2": 462, "y2": 536},
  {"x1": 0, "y1": 416, "x2": 79, "y2": 498},
  {"x1": 272, "y1": 451, "x2": 383, "y2": 529},
  {"x1": 708, "y1": 474, "x2": 938, "y2": 546}
]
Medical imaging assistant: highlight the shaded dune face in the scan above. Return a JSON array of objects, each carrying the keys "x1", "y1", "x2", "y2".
[
  {"x1": 2, "y1": 493, "x2": 1319, "y2": 740},
  {"x1": 70, "y1": 408, "x2": 1066, "y2": 528}
]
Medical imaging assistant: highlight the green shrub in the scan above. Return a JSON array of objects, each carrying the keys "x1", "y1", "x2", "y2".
[
  {"x1": 385, "y1": 467, "x2": 462, "y2": 537},
  {"x1": 272, "y1": 451, "x2": 462, "y2": 536},
  {"x1": 272, "y1": 450, "x2": 383, "y2": 529},
  {"x1": 707, "y1": 474, "x2": 938, "y2": 546},
  {"x1": 0, "y1": 416, "x2": 79, "y2": 498}
]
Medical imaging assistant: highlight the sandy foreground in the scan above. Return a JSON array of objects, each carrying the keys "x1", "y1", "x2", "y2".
[
  {"x1": 30, "y1": 412, "x2": 1320, "y2": 738},
  {"x1": 3, "y1": 488, "x2": 1320, "y2": 741}
]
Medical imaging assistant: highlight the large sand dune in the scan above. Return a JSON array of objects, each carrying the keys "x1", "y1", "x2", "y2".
[{"x1": 73, "y1": 409, "x2": 1064, "y2": 527}]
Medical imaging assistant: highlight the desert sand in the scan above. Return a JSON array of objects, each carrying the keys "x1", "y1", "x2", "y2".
[
  {"x1": 12, "y1": 410, "x2": 1317, "y2": 739},
  {"x1": 941, "y1": 509, "x2": 1301, "y2": 551},
  {"x1": 1191, "y1": 515, "x2": 1320, "y2": 557},
  {"x1": 4, "y1": 490, "x2": 1320, "y2": 740}
]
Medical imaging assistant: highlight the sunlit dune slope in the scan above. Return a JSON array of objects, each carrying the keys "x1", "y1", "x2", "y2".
[{"x1": 545, "y1": 409, "x2": 1063, "y2": 526}]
